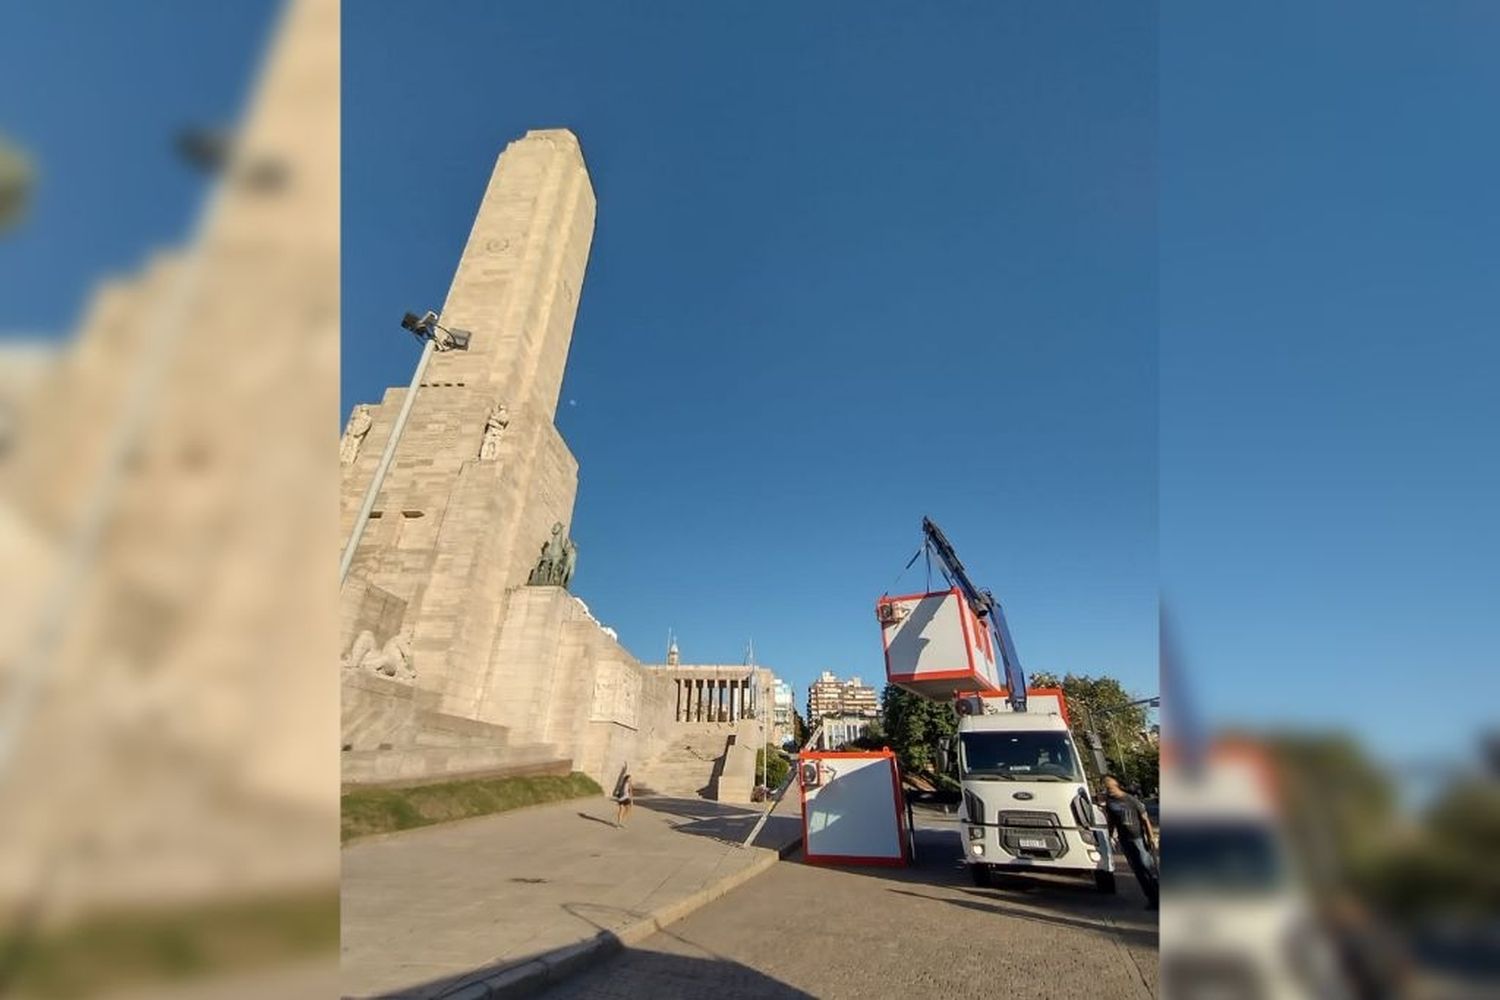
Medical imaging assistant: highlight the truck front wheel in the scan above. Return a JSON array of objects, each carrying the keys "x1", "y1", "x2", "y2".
[
  {"x1": 1094, "y1": 870, "x2": 1117, "y2": 894},
  {"x1": 970, "y1": 864, "x2": 992, "y2": 888}
]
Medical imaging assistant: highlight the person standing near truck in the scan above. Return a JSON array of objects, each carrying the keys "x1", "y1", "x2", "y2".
[{"x1": 1102, "y1": 774, "x2": 1158, "y2": 909}]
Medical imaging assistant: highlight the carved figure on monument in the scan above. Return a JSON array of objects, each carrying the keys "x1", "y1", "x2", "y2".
[
  {"x1": 342, "y1": 627, "x2": 416, "y2": 681},
  {"x1": 527, "y1": 522, "x2": 562, "y2": 585},
  {"x1": 341, "y1": 630, "x2": 377, "y2": 669},
  {"x1": 340, "y1": 404, "x2": 373, "y2": 465},
  {"x1": 558, "y1": 536, "x2": 578, "y2": 589},
  {"x1": 478, "y1": 402, "x2": 509, "y2": 460},
  {"x1": 526, "y1": 522, "x2": 579, "y2": 588}
]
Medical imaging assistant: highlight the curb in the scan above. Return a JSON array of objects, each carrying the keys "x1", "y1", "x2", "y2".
[{"x1": 434, "y1": 837, "x2": 800, "y2": 999}]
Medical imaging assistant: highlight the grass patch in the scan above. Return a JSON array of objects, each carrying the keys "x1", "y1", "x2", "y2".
[
  {"x1": 341, "y1": 771, "x2": 602, "y2": 842},
  {"x1": 0, "y1": 888, "x2": 337, "y2": 999}
]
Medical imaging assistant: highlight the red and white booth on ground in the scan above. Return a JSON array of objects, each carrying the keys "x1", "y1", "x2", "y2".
[
  {"x1": 877, "y1": 587, "x2": 1003, "y2": 700},
  {"x1": 797, "y1": 749, "x2": 910, "y2": 867}
]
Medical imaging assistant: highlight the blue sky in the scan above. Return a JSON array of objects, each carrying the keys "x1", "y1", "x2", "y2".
[
  {"x1": 10, "y1": 3, "x2": 1489, "y2": 766},
  {"x1": 1161, "y1": 2, "x2": 1499, "y2": 765},
  {"x1": 343, "y1": 1, "x2": 1159, "y2": 709},
  {"x1": 0, "y1": 1, "x2": 278, "y2": 335}
]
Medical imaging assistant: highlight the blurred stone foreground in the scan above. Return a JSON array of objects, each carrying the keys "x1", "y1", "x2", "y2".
[{"x1": 0, "y1": 0, "x2": 339, "y2": 993}]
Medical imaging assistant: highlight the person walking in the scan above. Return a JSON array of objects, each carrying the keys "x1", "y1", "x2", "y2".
[
  {"x1": 614, "y1": 773, "x2": 633, "y2": 828},
  {"x1": 1102, "y1": 774, "x2": 1158, "y2": 909}
]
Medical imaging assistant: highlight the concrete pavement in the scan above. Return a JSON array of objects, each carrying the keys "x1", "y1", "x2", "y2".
[
  {"x1": 540, "y1": 805, "x2": 1159, "y2": 999},
  {"x1": 340, "y1": 792, "x2": 803, "y2": 999}
]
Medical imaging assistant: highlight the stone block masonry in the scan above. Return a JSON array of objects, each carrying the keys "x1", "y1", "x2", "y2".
[
  {"x1": 340, "y1": 130, "x2": 619, "y2": 785},
  {"x1": 339, "y1": 130, "x2": 786, "y2": 797}
]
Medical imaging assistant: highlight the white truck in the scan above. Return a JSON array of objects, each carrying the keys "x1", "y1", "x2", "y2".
[
  {"x1": 1159, "y1": 743, "x2": 1351, "y2": 999},
  {"x1": 880, "y1": 518, "x2": 1119, "y2": 892},
  {"x1": 946, "y1": 690, "x2": 1116, "y2": 891}
]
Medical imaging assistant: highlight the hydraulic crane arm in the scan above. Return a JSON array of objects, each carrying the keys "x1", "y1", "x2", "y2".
[{"x1": 921, "y1": 516, "x2": 1029, "y2": 712}]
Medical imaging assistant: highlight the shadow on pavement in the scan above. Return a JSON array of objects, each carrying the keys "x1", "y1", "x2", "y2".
[
  {"x1": 634, "y1": 796, "x2": 800, "y2": 849},
  {"x1": 811, "y1": 825, "x2": 1158, "y2": 938},
  {"x1": 358, "y1": 933, "x2": 815, "y2": 1000},
  {"x1": 886, "y1": 887, "x2": 1159, "y2": 949},
  {"x1": 541, "y1": 946, "x2": 815, "y2": 999}
]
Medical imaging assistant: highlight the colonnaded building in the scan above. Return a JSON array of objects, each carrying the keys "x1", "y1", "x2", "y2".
[{"x1": 339, "y1": 129, "x2": 780, "y2": 802}]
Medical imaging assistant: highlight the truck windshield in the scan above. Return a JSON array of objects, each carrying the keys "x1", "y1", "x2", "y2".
[
  {"x1": 1163, "y1": 820, "x2": 1285, "y2": 893},
  {"x1": 960, "y1": 731, "x2": 1081, "y2": 782}
]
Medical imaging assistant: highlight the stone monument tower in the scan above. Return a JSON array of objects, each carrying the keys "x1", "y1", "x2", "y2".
[{"x1": 340, "y1": 129, "x2": 594, "y2": 720}]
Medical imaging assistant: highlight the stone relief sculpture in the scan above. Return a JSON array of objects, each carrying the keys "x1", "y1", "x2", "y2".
[
  {"x1": 527, "y1": 522, "x2": 578, "y2": 588},
  {"x1": 557, "y1": 536, "x2": 577, "y2": 589},
  {"x1": 340, "y1": 404, "x2": 373, "y2": 465},
  {"x1": 478, "y1": 402, "x2": 509, "y2": 460},
  {"x1": 342, "y1": 627, "x2": 416, "y2": 681}
]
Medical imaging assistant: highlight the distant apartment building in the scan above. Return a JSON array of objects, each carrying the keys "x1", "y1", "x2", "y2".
[
  {"x1": 806, "y1": 670, "x2": 880, "y2": 721},
  {"x1": 773, "y1": 680, "x2": 795, "y2": 747}
]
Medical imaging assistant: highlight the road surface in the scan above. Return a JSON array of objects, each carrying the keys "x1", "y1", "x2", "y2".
[{"x1": 541, "y1": 804, "x2": 1159, "y2": 999}]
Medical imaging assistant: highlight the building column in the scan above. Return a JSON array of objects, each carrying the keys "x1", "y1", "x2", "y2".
[{"x1": 695, "y1": 679, "x2": 703, "y2": 722}]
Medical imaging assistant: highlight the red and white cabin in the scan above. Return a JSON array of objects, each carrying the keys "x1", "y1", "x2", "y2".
[
  {"x1": 798, "y1": 749, "x2": 910, "y2": 867},
  {"x1": 877, "y1": 587, "x2": 1003, "y2": 701}
]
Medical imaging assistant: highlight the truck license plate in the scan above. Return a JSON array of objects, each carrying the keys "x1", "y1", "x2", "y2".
[{"x1": 1019, "y1": 837, "x2": 1047, "y2": 849}]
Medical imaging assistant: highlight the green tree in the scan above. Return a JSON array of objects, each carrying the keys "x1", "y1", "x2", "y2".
[
  {"x1": 791, "y1": 709, "x2": 809, "y2": 748},
  {"x1": 847, "y1": 718, "x2": 888, "y2": 751},
  {"x1": 1261, "y1": 729, "x2": 1398, "y2": 889},
  {"x1": 1031, "y1": 670, "x2": 1157, "y2": 795},
  {"x1": 755, "y1": 747, "x2": 790, "y2": 789},
  {"x1": 0, "y1": 134, "x2": 33, "y2": 234},
  {"x1": 1373, "y1": 778, "x2": 1500, "y2": 919},
  {"x1": 880, "y1": 685, "x2": 956, "y2": 773}
]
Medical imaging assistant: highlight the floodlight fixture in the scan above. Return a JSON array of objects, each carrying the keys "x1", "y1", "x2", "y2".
[
  {"x1": 175, "y1": 125, "x2": 287, "y2": 191},
  {"x1": 400, "y1": 309, "x2": 470, "y2": 351}
]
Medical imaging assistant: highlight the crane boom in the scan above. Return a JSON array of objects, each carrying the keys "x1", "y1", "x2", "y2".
[{"x1": 920, "y1": 517, "x2": 1029, "y2": 712}]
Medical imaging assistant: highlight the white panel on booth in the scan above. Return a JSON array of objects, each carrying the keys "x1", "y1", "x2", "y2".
[
  {"x1": 877, "y1": 588, "x2": 1002, "y2": 700},
  {"x1": 799, "y1": 751, "x2": 908, "y2": 866}
]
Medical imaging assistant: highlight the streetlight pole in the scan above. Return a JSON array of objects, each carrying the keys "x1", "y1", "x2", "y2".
[{"x1": 339, "y1": 311, "x2": 469, "y2": 585}]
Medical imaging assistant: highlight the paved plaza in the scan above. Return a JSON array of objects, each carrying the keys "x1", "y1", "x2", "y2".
[{"x1": 340, "y1": 793, "x2": 802, "y2": 999}]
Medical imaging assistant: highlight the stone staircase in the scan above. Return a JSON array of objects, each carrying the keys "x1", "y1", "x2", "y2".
[
  {"x1": 636, "y1": 741, "x2": 724, "y2": 799},
  {"x1": 635, "y1": 724, "x2": 760, "y2": 803}
]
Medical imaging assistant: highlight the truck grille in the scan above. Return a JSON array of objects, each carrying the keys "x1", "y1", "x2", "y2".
[
  {"x1": 963, "y1": 790, "x2": 985, "y2": 826},
  {"x1": 996, "y1": 809, "x2": 1068, "y2": 859}
]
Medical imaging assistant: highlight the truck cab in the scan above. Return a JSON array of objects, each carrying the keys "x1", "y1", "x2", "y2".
[
  {"x1": 949, "y1": 690, "x2": 1115, "y2": 891},
  {"x1": 1159, "y1": 743, "x2": 1350, "y2": 999}
]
